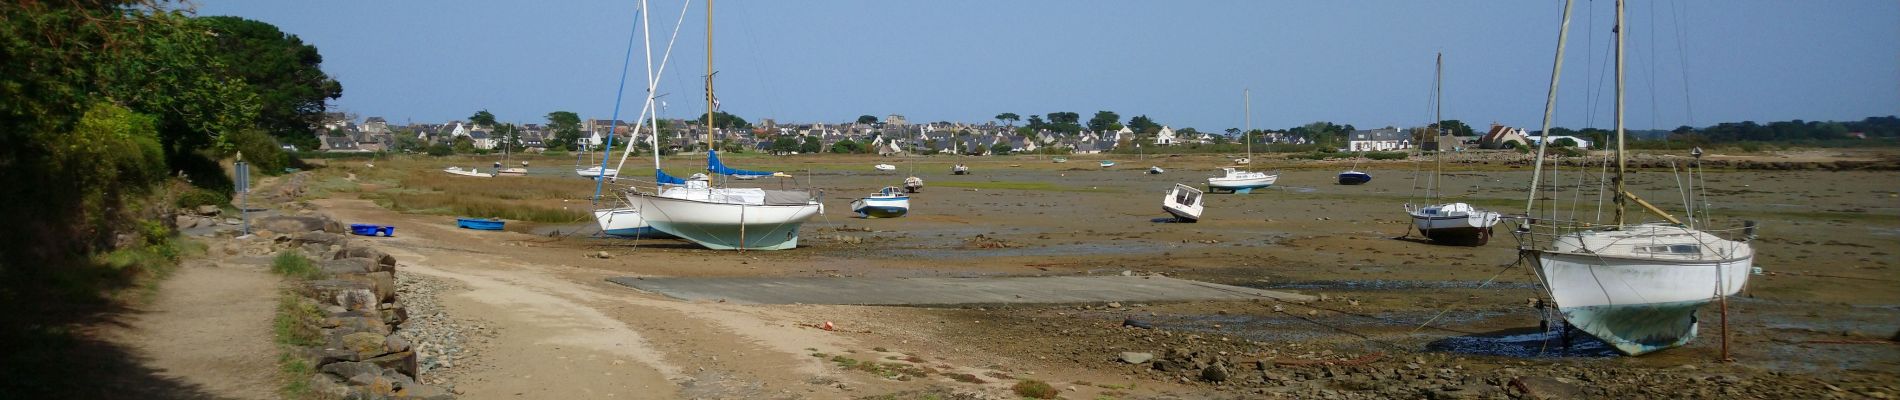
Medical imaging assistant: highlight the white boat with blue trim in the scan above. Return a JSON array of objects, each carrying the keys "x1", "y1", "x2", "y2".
[
  {"x1": 1206, "y1": 167, "x2": 1276, "y2": 193},
  {"x1": 850, "y1": 187, "x2": 910, "y2": 218}
]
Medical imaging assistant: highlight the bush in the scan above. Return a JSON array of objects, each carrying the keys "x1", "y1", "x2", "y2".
[
  {"x1": 1365, "y1": 151, "x2": 1408, "y2": 160},
  {"x1": 1012, "y1": 380, "x2": 1058, "y2": 399},
  {"x1": 175, "y1": 187, "x2": 230, "y2": 208},
  {"x1": 269, "y1": 251, "x2": 321, "y2": 280},
  {"x1": 425, "y1": 143, "x2": 453, "y2": 156},
  {"x1": 224, "y1": 128, "x2": 291, "y2": 176}
]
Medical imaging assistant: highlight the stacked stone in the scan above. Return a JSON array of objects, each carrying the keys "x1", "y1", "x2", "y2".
[{"x1": 261, "y1": 215, "x2": 452, "y2": 400}]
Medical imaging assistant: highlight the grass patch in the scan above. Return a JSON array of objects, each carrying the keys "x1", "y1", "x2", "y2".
[
  {"x1": 1011, "y1": 379, "x2": 1058, "y2": 399},
  {"x1": 945, "y1": 373, "x2": 986, "y2": 383},
  {"x1": 277, "y1": 352, "x2": 314, "y2": 399},
  {"x1": 935, "y1": 180, "x2": 1109, "y2": 192},
  {"x1": 828, "y1": 355, "x2": 932, "y2": 381},
  {"x1": 270, "y1": 251, "x2": 323, "y2": 280}
]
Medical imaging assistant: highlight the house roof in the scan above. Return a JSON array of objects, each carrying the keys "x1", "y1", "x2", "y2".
[{"x1": 1349, "y1": 128, "x2": 1408, "y2": 142}]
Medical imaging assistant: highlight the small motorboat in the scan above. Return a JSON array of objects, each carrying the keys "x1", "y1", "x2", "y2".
[
  {"x1": 1337, "y1": 170, "x2": 1371, "y2": 185},
  {"x1": 444, "y1": 166, "x2": 494, "y2": 178},
  {"x1": 951, "y1": 164, "x2": 970, "y2": 175},
  {"x1": 850, "y1": 187, "x2": 910, "y2": 218},
  {"x1": 1052, "y1": 157, "x2": 1069, "y2": 163},
  {"x1": 1206, "y1": 167, "x2": 1277, "y2": 194},
  {"x1": 455, "y1": 217, "x2": 505, "y2": 231},
  {"x1": 1147, "y1": 166, "x2": 1165, "y2": 174},
  {"x1": 349, "y1": 224, "x2": 395, "y2": 237},
  {"x1": 874, "y1": 164, "x2": 897, "y2": 172},
  {"x1": 1162, "y1": 183, "x2": 1204, "y2": 222},
  {"x1": 903, "y1": 176, "x2": 924, "y2": 193},
  {"x1": 1099, "y1": 160, "x2": 1117, "y2": 168},
  {"x1": 575, "y1": 166, "x2": 618, "y2": 179},
  {"x1": 1234, "y1": 157, "x2": 1251, "y2": 165},
  {"x1": 494, "y1": 162, "x2": 527, "y2": 176}
]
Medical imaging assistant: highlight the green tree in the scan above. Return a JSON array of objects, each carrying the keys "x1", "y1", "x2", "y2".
[
  {"x1": 831, "y1": 139, "x2": 864, "y2": 154},
  {"x1": 1434, "y1": 119, "x2": 1474, "y2": 137},
  {"x1": 451, "y1": 136, "x2": 476, "y2": 154},
  {"x1": 995, "y1": 113, "x2": 1020, "y2": 126},
  {"x1": 800, "y1": 136, "x2": 822, "y2": 154},
  {"x1": 990, "y1": 143, "x2": 1013, "y2": 155},
  {"x1": 697, "y1": 111, "x2": 751, "y2": 130},
  {"x1": 426, "y1": 142, "x2": 453, "y2": 156},
  {"x1": 545, "y1": 111, "x2": 582, "y2": 151},
  {"x1": 856, "y1": 115, "x2": 879, "y2": 125},
  {"x1": 200, "y1": 16, "x2": 342, "y2": 152},
  {"x1": 1087, "y1": 111, "x2": 1122, "y2": 133},
  {"x1": 1128, "y1": 115, "x2": 1160, "y2": 135},
  {"x1": 769, "y1": 136, "x2": 800, "y2": 155},
  {"x1": 469, "y1": 109, "x2": 497, "y2": 128}
]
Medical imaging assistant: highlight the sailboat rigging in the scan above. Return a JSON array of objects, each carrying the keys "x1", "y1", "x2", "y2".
[{"x1": 1206, "y1": 89, "x2": 1277, "y2": 194}]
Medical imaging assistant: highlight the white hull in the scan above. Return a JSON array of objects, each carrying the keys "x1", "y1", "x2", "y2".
[
  {"x1": 497, "y1": 167, "x2": 528, "y2": 176},
  {"x1": 1406, "y1": 202, "x2": 1500, "y2": 245},
  {"x1": 1162, "y1": 184, "x2": 1203, "y2": 222},
  {"x1": 873, "y1": 164, "x2": 896, "y2": 172},
  {"x1": 625, "y1": 190, "x2": 822, "y2": 250},
  {"x1": 1206, "y1": 168, "x2": 1276, "y2": 193},
  {"x1": 1527, "y1": 224, "x2": 1754, "y2": 355},
  {"x1": 592, "y1": 207, "x2": 671, "y2": 238},
  {"x1": 443, "y1": 167, "x2": 493, "y2": 178},
  {"x1": 576, "y1": 166, "x2": 619, "y2": 178}
]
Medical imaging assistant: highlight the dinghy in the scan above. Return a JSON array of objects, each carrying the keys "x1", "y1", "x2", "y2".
[
  {"x1": 575, "y1": 166, "x2": 619, "y2": 179},
  {"x1": 874, "y1": 164, "x2": 896, "y2": 172},
  {"x1": 850, "y1": 186, "x2": 910, "y2": 218},
  {"x1": 1147, "y1": 166, "x2": 1165, "y2": 174},
  {"x1": 444, "y1": 166, "x2": 494, "y2": 178},
  {"x1": 455, "y1": 217, "x2": 504, "y2": 230},
  {"x1": 903, "y1": 176, "x2": 924, "y2": 193},
  {"x1": 1337, "y1": 171, "x2": 1368, "y2": 184},
  {"x1": 1099, "y1": 160, "x2": 1116, "y2": 168},
  {"x1": 1162, "y1": 184, "x2": 1203, "y2": 222},
  {"x1": 1052, "y1": 157, "x2": 1068, "y2": 163},
  {"x1": 951, "y1": 164, "x2": 969, "y2": 175}
]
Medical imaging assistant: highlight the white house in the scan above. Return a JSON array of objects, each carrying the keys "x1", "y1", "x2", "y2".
[
  {"x1": 1346, "y1": 128, "x2": 1411, "y2": 152},
  {"x1": 1526, "y1": 135, "x2": 1593, "y2": 149},
  {"x1": 1153, "y1": 126, "x2": 1178, "y2": 146}
]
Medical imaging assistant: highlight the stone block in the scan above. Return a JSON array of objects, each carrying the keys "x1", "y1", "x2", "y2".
[
  {"x1": 319, "y1": 258, "x2": 377, "y2": 275},
  {"x1": 366, "y1": 350, "x2": 419, "y2": 378},
  {"x1": 337, "y1": 246, "x2": 398, "y2": 272}
]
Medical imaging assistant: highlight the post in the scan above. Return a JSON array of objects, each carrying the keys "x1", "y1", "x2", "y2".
[{"x1": 235, "y1": 152, "x2": 251, "y2": 236}]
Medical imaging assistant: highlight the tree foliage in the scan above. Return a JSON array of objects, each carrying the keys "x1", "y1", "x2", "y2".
[
  {"x1": 1128, "y1": 115, "x2": 1160, "y2": 135},
  {"x1": 831, "y1": 139, "x2": 864, "y2": 154},
  {"x1": 200, "y1": 16, "x2": 342, "y2": 151},
  {"x1": 697, "y1": 111, "x2": 751, "y2": 130},
  {"x1": 545, "y1": 111, "x2": 582, "y2": 150},
  {"x1": 800, "y1": 136, "x2": 822, "y2": 154},
  {"x1": 856, "y1": 115, "x2": 879, "y2": 125},
  {"x1": 1087, "y1": 111, "x2": 1122, "y2": 133},
  {"x1": 468, "y1": 109, "x2": 497, "y2": 128},
  {"x1": 995, "y1": 113, "x2": 1020, "y2": 125}
]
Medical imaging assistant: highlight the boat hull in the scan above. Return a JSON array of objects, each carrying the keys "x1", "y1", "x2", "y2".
[
  {"x1": 1534, "y1": 249, "x2": 1752, "y2": 355},
  {"x1": 1207, "y1": 176, "x2": 1276, "y2": 194},
  {"x1": 455, "y1": 218, "x2": 504, "y2": 230},
  {"x1": 1337, "y1": 172, "x2": 1371, "y2": 185},
  {"x1": 627, "y1": 193, "x2": 821, "y2": 250},
  {"x1": 1407, "y1": 204, "x2": 1500, "y2": 246},
  {"x1": 576, "y1": 167, "x2": 619, "y2": 178},
  {"x1": 851, "y1": 197, "x2": 909, "y2": 218},
  {"x1": 593, "y1": 208, "x2": 674, "y2": 238}
]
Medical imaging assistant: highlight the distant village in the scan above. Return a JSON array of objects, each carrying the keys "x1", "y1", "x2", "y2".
[{"x1": 312, "y1": 112, "x2": 1563, "y2": 156}]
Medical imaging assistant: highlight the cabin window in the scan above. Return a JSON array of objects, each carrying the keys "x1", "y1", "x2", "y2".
[{"x1": 1635, "y1": 244, "x2": 1701, "y2": 254}]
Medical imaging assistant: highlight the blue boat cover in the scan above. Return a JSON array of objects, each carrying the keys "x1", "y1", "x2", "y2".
[
  {"x1": 706, "y1": 151, "x2": 773, "y2": 177},
  {"x1": 654, "y1": 168, "x2": 687, "y2": 185}
]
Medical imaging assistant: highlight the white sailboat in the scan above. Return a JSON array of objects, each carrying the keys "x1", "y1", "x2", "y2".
[
  {"x1": 1207, "y1": 89, "x2": 1278, "y2": 194},
  {"x1": 1405, "y1": 53, "x2": 1500, "y2": 245},
  {"x1": 443, "y1": 166, "x2": 493, "y2": 178},
  {"x1": 1513, "y1": 0, "x2": 1755, "y2": 356},
  {"x1": 613, "y1": 0, "x2": 822, "y2": 251}
]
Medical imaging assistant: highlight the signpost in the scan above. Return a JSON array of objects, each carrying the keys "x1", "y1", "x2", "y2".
[{"x1": 235, "y1": 152, "x2": 251, "y2": 236}]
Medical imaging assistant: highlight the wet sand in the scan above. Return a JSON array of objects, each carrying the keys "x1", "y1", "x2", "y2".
[{"x1": 312, "y1": 150, "x2": 1900, "y2": 398}]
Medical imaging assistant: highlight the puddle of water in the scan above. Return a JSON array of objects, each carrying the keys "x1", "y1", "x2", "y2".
[{"x1": 1424, "y1": 329, "x2": 1619, "y2": 358}]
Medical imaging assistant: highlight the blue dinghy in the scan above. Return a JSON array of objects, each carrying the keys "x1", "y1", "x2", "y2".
[{"x1": 456, "y1": 217, "x2": 505, "y2": 231}]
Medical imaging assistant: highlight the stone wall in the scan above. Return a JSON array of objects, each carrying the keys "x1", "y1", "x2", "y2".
[{"x1": 259, "y1": 214, "x2": 452, "y2": 400}]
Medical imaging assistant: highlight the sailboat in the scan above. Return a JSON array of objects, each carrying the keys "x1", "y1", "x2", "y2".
[
  {"x1": 1207, "y1": 89, "x2": 1277, "y2": 194},
  {"x1": 612, "y1": 0, "x2": 823, "y2": 250},
  {"x1": 1404, "y1": 53, "x2": 1500, "y2": 245},
  {"x1": 496, "y1": 125, "x2": 527, "y2": 176},
  {"x1": 1513, "y1": 0, "x2": 1755, "y2": 356}
]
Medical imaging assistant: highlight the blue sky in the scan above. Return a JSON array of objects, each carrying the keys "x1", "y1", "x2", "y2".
[{"x1": 195, "y1": 1, "x2": 1898, "y2": 132}]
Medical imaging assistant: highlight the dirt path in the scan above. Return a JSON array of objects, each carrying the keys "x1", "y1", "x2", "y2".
[{"x1": 106, "y1": 258, "x2": 281, "y2": 400}]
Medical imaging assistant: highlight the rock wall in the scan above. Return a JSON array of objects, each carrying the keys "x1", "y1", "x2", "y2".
[{"x1": 262, "y1": 214, "x2": 452, "y2": 400}]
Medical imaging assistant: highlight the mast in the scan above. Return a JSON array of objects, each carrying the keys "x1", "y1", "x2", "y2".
[
  {"x1": 1431, "y1": 52, "x2": 1443, "y2": 200},
  {"x1": 1526, "y1": 0, "x2": 1576, "y2": 215},
  {"x1": 1613, "y1": 0, "x2": 1627, "y2": 227},
  {"x1": 704, "y1": 0, "x2": 715, "y2": 152},
  {"x1": 1244, "y1": 88, "x2": 1252, "y2": 160}
]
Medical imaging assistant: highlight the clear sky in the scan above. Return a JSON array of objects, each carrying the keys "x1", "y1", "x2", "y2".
[{"x1": 194, "y1": 0, "x2": 1898, "y2": 132}]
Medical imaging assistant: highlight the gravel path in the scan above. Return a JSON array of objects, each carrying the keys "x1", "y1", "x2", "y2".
[{"x1": 395, "y1": 271, "x2": 472, "y2": 382}]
